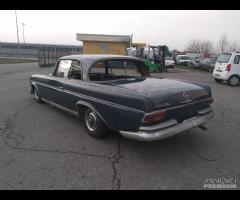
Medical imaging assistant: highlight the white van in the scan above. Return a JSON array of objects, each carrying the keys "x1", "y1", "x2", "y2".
[
  {"x1": 213, "y1": 52, "x2": 240, "y2": 86},
  {"x1": 175, "y1": 55, "x2": 190, "y2": 66}
]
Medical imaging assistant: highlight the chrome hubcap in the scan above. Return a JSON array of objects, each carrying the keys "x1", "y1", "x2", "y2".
[
  {"x1": 230, "y1": 77, "x2": 239, "y2": 86},
  {"x1": 34, "y1": 90, "x2": 39, "y2": 100},
  {"x1": 86, "y1": 111, "x2": 97, "y2": 132}
]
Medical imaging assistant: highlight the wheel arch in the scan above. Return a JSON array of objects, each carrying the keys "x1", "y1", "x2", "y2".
[
  {"x1": 229, "y1": 74, "x2": 240, "y2": 79},
  {"x1": 30, "y1": 82, "x2": 39, "y2": 94},
  {"x1": 75, "y1": 101, "x2": 113, "y2": 131}
]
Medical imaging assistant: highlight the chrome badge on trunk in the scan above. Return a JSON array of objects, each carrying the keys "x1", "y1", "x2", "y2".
[{"x1": 181, "y1": 91, "x2": 192, "y2": 103}]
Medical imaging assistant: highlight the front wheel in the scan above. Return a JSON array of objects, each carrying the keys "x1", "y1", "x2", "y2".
[
  {"x1": 228, "y1": 75, "x2": 239, "y2": 86},
  {"x1": 84, "y1": 108, "x2": 108, "y2": 139}
]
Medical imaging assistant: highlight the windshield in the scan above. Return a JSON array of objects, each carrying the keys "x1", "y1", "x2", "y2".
[
  {"x1": 180, "y1": 56, "x2": 189, "y2": 60},
  {"x1": 216, "y1": 54, "x2": 232, "y2": 63}
]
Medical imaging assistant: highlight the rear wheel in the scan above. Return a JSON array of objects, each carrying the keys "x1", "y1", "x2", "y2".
[
  {"x1": 214, "y1": 78, "x2": 223, "y2": 83},
  {"x1": 84, "y1": 108, "x2": 108, "y2": 139},
  {"x1": 228, "y1": 75, "x2": 239, "y2": 86}
]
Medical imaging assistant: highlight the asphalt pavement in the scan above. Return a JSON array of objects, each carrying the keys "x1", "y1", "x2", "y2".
[{"x1": 0, "y1": 63, "x2": 239, "y2": 189}]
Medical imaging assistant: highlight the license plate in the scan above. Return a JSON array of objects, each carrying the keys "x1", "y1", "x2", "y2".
[{"x1": 215, "y1": 74, "x2": 220, "y2": 77}]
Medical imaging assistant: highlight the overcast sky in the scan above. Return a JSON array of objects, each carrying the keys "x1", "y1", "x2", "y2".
[{"x1": 0, "y1": 10, "x2": 240, "y2": 51}]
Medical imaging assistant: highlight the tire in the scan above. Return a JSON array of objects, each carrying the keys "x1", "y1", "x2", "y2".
[
  {"x1": 228, "y1": 75, "x2": 239, "y2": 86},
  {"x1": 84, "y1": 108, "x2": 108, "y2": 139},
  {"x1": 33, "y1": 87, "x2": 43, "y2": 103}
]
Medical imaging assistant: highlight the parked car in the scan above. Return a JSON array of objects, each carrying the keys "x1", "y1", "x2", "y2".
[
  {"x1": 165, "y1": 56, "x2": 175, "y2": 68},
  {"x1": 176, "y1": 55, "x2": 190, "y2": 66},
  {"x1": 199, "y1": 57, "x2": 217, "y2": 72},
  {"x1": 189, "y1": 57, "x2": 200, "y2": 68},
  {"x1": 213, "y1": 52, "x2": 240, "y2": 86},
  {"x1": 30, "y1": 54, "x2": 214, "y2": 141}
]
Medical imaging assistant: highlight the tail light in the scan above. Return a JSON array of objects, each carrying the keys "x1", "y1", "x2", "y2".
[
  {"x1": 226, "y1": 64, "x2": 231, "y2": 71},
  {"x1": 204, "y1": 97, "x2": 214, "y2": 105},
  {"x1": 143, "y1": 110, "x2": 166, "y2": 123}
]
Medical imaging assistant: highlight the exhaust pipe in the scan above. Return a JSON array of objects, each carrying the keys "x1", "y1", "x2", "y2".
[{"x1": 198, "y1": 125, "x2": 208, "y2": 131}]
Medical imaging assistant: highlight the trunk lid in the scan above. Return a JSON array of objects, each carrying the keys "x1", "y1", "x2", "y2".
[
  {"x1": 215, "y1": 62, "x2": 229, "y2": 72},
  {"x1": 110, "y1": 77, "x2": 210, "y2": 109}
]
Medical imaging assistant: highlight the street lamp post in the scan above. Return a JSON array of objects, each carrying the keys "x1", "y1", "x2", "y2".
[
  {"x1": 14, "y1": 10, "x2": 20, "y2": 59},
  {"x1": 22, "y1": 23, "x2": 26, "y2": 43},
  {"x1": 15, "y1": 10, "x2": 20, "y2": 45}
]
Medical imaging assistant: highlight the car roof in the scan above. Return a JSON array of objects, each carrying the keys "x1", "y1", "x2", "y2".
[
  {"x1": 60, "y1": 54, "x2": 142, "y2": 62},
  {"x1": 58, "y1": 54, "x2": 145, "y2": 81}
]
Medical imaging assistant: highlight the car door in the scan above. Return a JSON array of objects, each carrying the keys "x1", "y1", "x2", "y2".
[
  {"x1": 44, "y1": 59, "x2": 72, "y2": 106},
  {"x1": 199, "y1": 59, "x2": 205, "y2": 70},
  {"x1": 204, "y1": 58, "x2": 210, "y2": 71},
  {"x1": 232, "y1": 54, "x2": 240, "y2": 75},
  {"x1": 58, "y1": 60, "x2": 84, "y2": 111}
]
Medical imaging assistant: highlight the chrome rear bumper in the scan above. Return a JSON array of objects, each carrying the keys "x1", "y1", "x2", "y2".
[{"x1": 119, "y1": 108, "x2": 214, "y2": 142}]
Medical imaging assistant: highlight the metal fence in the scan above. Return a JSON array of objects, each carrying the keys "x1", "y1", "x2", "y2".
[{"x1": 38, "y1": 46, "x2": 81, "y2": 67}]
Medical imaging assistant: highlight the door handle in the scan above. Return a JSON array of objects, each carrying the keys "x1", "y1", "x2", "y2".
[{"x1": 59, "y1": 86, "x2": 64, "y2": 90}]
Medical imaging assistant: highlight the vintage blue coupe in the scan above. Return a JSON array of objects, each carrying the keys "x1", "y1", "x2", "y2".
[{"x1": 30, "y1": 54, "x2": 214, "y2": 141}]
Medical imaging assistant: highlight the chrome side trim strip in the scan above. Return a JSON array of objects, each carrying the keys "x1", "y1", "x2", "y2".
[
  {"x1": 41, "y1": 98, "x2": 78, "y2": 117},
  {"x1": 35, "y1": 81, "x2": 144, "y2": 114}
]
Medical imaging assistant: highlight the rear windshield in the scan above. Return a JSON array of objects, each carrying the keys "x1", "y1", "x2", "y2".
[
  {"x1": 216, "y1": 54, "x2": 232, "y2": 63},
  {"x1": 89, "y1": 59, "x2": 149, "y2": 81},
  {"x1": 165, "y1": 57, "x2": 173, "y2": 60},
  {"x1": 180, "y1": 56, "x2": 189, "y2": 60}
]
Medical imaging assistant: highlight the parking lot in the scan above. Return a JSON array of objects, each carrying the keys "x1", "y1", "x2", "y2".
[{"x1": 0, "y1": 62, "x2": 239, "y2": 190}]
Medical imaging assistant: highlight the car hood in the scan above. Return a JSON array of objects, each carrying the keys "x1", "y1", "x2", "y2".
[{"x1": 109, "y1": 77, "x2": 210, "y2": 109}]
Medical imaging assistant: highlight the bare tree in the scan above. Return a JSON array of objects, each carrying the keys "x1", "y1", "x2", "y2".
[
  {"x1": 218, "y1": 33, "x2": 228, "y2": 53},
  {"x1": 185, "y1": 39, "x2": 201, "y2": 52},
  {"x1": 200, "y1": 40, "x2": 213, "y2": 54},
  {"x1": 228, "y1": 41, "x2": 240, "y2": 52},
  {"x1": 185, "y1": 39, "x2": 213, "y2": 54}
]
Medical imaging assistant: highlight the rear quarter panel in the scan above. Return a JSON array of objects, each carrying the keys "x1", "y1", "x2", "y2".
[{"x1": 62, "y1": 80, "x2": 150, "y2": 132}]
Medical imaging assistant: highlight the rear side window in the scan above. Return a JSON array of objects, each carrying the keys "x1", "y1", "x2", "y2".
[
  {"x1": 55, "y1": 60, "x2": 72, "y2": 78},
  {"x1": 233, "y1": 55, "x2": 240, "y2": 64},
  {"x1": 216, "y1": 54, "x2": 232, "y2": 63},
  {"x1": 91, "y1": 61, "x2": 106, "y2": 74},
  {"x1": 107, "y1": 60, "x2": 125, "y2": 75}
]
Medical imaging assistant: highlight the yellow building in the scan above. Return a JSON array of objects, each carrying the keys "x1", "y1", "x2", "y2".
[{"x1": 76, "y1": 33, "x2": 132, "y2": 55}]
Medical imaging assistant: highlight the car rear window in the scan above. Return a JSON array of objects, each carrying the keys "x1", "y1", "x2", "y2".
[
  {"x1": 89, "y1": 59, "x2": 149, "y2": 81},
  {"x1": 216, "y1": 53, "x2": 232, "y2": 63},
  {"x1": 180, "y1": 56, "x2": 189, "y2": 60}
]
